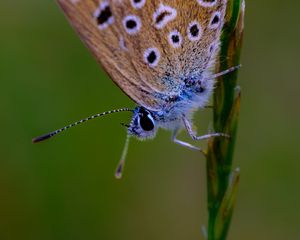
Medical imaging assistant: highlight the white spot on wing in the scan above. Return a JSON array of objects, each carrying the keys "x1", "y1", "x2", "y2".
[
  {"x1": 209, "y1": 11, "x2": 221, "y2": 29},
  {"x1": 144, "y1": 48, "x2": 161, "y2": 68},
  {"x1": 187, "y1": 21, "x2": 203, "y2": 41},
  {"x1": 168, "y1": 30, "x2": 183, "y2": 48},
  {"x1": 153, "y1": 4, "x2": 177, "y2": 29},
  {"x1": 119, "y1": 36, "x2": 128, "y2": 51},
  {"x1": 94, "y1": 1, "x2": 114, "y2": 30},
  {"x1": 130, "y1": 0, "x2": 146, "y2": 9},
  {"x1": 208, "y1": 40, "x2": 219, "y2": 55},
  {"x1": 123, "y1": 15, "x2": 142, "y2": 35},
  {"x1": 197, "y1": 0, "x2": 217, "y2": 7}
]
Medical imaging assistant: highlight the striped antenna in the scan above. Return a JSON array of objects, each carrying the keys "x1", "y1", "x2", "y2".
[{"x1": 32, "y1": 108, "x2": 133, "y2": 143}]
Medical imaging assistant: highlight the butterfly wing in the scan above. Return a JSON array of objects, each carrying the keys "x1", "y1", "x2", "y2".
[{"x1": 56, "y1": 0, "x2": 227, "y2": 110}]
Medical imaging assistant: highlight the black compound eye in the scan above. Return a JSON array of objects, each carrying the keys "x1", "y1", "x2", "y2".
[
  {"x1": 138, "y1": 109, "x2": 155, "y2": 131},
  {"x1": 140, "y1": 115, "x2": 154, "y2": 131}
]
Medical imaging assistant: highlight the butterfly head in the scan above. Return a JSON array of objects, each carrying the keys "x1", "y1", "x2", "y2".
[{"x1": 128, "y1": 107, "x2": 158, "y2": 140}]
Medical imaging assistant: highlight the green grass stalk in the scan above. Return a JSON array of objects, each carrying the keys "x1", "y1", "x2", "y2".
[{"x1": 205, "y1": 0, "x2": 245, "y2": 239}]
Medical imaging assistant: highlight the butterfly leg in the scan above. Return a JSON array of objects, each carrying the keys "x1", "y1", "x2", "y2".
[
  {"x1": 171, "y1": 128, "x2": 202, "y2": 151},
  {"x1": 182, "y1": 115, "x2": 230, "y2": 141}
]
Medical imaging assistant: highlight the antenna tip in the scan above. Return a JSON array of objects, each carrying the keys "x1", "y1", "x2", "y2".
[
  {"x1": 115, "y1": 162, "x2": 124, "y2": 180},
  {"x1": 32, "y1": 133, "x2": 52, "y2": 143}
]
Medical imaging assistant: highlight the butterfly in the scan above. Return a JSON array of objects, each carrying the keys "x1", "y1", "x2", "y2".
[{"x1": 33, "y1": 0, "x2": 240, "y2": 178}]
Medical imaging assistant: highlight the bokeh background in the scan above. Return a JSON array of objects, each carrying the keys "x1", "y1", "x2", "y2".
[{"x1": 1, "y1": 1, "x2": 300, "y2": 239}]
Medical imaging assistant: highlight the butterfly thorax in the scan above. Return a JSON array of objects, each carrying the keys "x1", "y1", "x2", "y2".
[{"x1": 128, "y1": 74, "x2": 215, "y2": 139}]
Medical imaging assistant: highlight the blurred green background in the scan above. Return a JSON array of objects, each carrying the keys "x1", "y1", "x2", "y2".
[{"x1": 1, "y1": 1, "x2": 300, "y2": 239}]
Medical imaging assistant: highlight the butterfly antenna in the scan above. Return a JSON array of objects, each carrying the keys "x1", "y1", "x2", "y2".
[
  {"x1": 115, "y1": 134, "x2": 131, "y2": 179},
  {"x1": 206, "y1": 64, "x2": 242, "y2": 80},
  {"x1": 32, "y1": 108, "x2": 133, "y2": 143}
]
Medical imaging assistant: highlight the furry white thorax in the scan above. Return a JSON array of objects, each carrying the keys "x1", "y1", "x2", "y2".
[{"x1": 128, "y1": 74, "x2": 215, "y2": 140}]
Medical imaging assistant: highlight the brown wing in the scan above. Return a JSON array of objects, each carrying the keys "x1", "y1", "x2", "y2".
[{"x1": 56, "y1": 0, "x2": 227, "y2": 110}]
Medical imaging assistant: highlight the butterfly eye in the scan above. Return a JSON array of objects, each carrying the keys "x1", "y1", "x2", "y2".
[
  {"x1": 140, "y1": 115, "x2": 155, "y2": 131},
  {"x1": 138, "y1": 109, "x2": 155, "y2": 132},
  {"x1": 197, "y1": 0, "x2": 217, "y2": 7},
  {"x1": 130, "y1": 0, "x2": 146, "y2": 9},
  {"x1": 209, "y1": 12, "x2": 221, "y2": 29},
  {"x1": 123, "y1": 15, "x2": 142, "y2": 35},
  {"x1": 187, "y1": 21, "x2": 203, "y2": 41},
  {"x1": 144, "y1": 48, "x2": 160, "y2": 68},
  {"x1": 168, "y1": 30, "x2": 183, "y2": 48}
]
